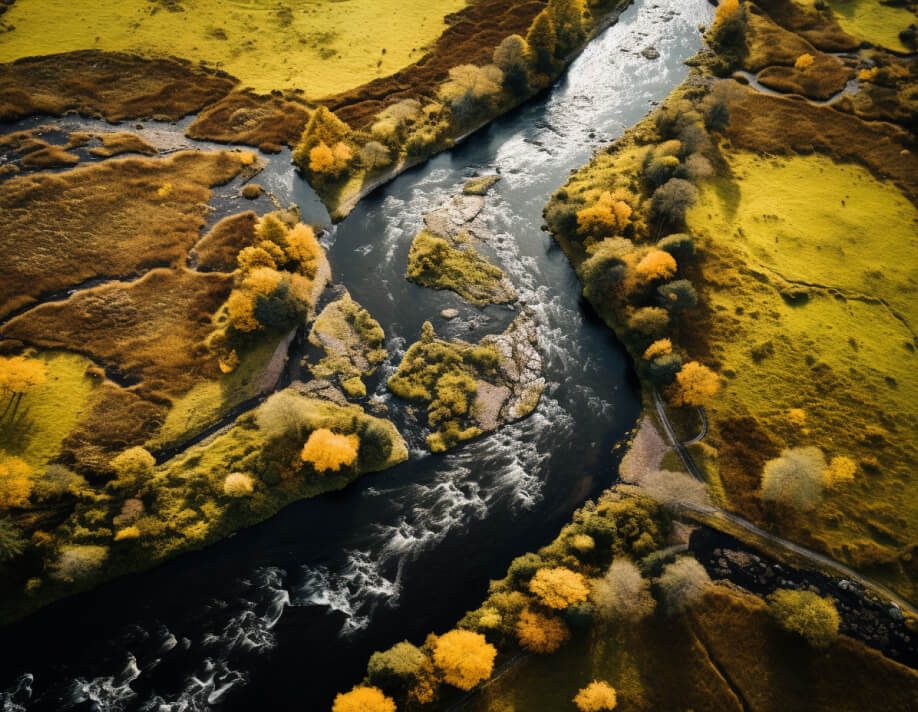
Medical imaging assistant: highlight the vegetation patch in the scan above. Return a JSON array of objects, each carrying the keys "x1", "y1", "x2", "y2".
[
  {"x1": 0, "y1": 0, "x2": 468, "y2": 98},
  {"x1": 0, "y1": 149, "x2": 257, "y2": 319},
  {"x1": 388, "y1": 316, "x2": 543, "y2": 452},
  {"x1": 818, "y1": 0, "x2": 917, "y2": 52}
]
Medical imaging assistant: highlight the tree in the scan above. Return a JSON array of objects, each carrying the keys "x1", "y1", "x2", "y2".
[
  {"x1": 768, "y1": 589, "x2": 840, "y2": 648},
  {"x1": 529, "y1": 566, "x2": 590, "y2": 609},
  {"x1": 432, "y1": 630, "x2": 496, "y2": 690},
  {"x1": 527, "y1": 10, "x2": 557, "y2": 74},
  {"x1": 293, "y1": 106, "x2": 351, "y2": 168},
  {"x1": 824, "y1": 455, "x2": 857, "y2": 488},
  {"x1": 657, "y1": 279, "x2": 698, "y2": 311},
  {"x1": 301, "y1": 429, "x2": 359, "y2": 473},
  {"x1": 794, "y1": 53, "x2": 815, "y2": 71},
  {"x1": 359, "y1": 141, "x2": 393, "y2": 171},
  {"x1": 591, "y1": 559, "x2": 655, "y2": 623},
  {"x1": 516, "y1": 608, "x2": 570, "y2": 653},
  {"x1": 577, "y1": 191, "x2": 635, "y2": 239},
  {"x1": 710, "y1": 0, "x2": 746, "y2": 50},
  {"x1": 0, "y1": 458, "x2": 33, "y2": 509},
  {"x1": 636, "y1": 250, "x2": 677, "y2": 282},
  {"x1": 110, "y1": 446, "x2": 156, "y2": 490},
  {"x1": 658, "y1": 557, "x2": 711, "y2": 613},
  {"x1": 507, "y1": 551, "x2": 546, "y2": 586},
  {"x1": 223, "y1": 472, "x2": 254, "y2": 497},
  {"x1": 0, "y1": 516, "x2": 26, "y2": 562},
  {"x1": 332, "y1": 686, "x2": 396, "y2": 712},
  {"x1": 574, "y1": 681, "x2": 618, "y2": 711},
  {"x1": 643, "y1": 339, "x2": 672, "y2": 360},
  {"x1": 0, "y1": 355, "x2": 46, "y2": 420},
  {"x1": 760, "y1": 447, "x2": 826, "y2": 510},
  {"x1": 581, "y1": 238, "x2": 633, "y2": 302},
  {"x1": 439, "y1": 64, "x2": 504, "y2": 126},
  {"x1": 627, "y1": 307, "x2": 670, "y2": 339},
  {"x1": 549, "y1": 0, "x2": 587, "y2": 56},
  {"x1": 671, "y1": 362, "x2": 720, "y2": 406},
  {"x1": 657, "y1": 233, "x2": 695, "y2": 261},
  {"x1": 651, "y1": 178, "x2": 698, "y2": 226},
  {"x1": 367, "y1": 641, "x2": 428, "y2": 691},
  {"x1": 493, "y1": 34, "x2": 532, "y2": 95},
  {"x1": 308, "y1": 141, "x2": 352, "y2": 177}
]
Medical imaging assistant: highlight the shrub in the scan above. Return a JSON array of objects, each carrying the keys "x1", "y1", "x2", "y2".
[
  {"x1": 493, "y1": 34, "x2": 532, "y2": 95},
  {"x1": 516, "y1": 608, "x2": 570, "y2": 653},
  {"x1": 574, "y1": 681, "x2": 618, "y2": 711},
  {"x1": 670, "y1": 362, "x2": 720, "y2": 406},
  {"x1": 651, "y1": 178, "x2": 698, "y2": 226},
  {"x1": 644, "y1": 154, "x2": 681, "y2": 188},
  {"x1": 570, "y1": 533, "x2": 595, "y2": 553},
  {"x1": 636, "y1": 250, "x2": 677, "y2": 282},
  {"x1": 760, "y1": 447, "x2": 826, "y2": 510},
  {"x1": 113, "y1": 526, "x2": 141, "y2": 541},
  {"x1": 51, "y1": 544, "x2": 109, "y2": 582},
  {"x1": 432, "y1": 630, "x2": 496, "y2": 691},
  {"x1": 581, "y1": 238, "x2": 633, "y2": 302},
  {"x1": 824, "y1": 455, "x2": 857, "y2": 488},
  {"x1": 529, "y1": 566, "x2": 590, "y2": 609},
  {"x1": 0, "y1": 517, "x2": 26, "y2": 562},
  {"x1": 367, "y1": 641, "x2": 428, "y2": 691},
  {"x1": 684, "y1": 153, "x2": 714, "y2": 180},
  {"x1": 359, "y1": 141, "x2": 392, "y2": 171},
  {"x1": 0, "y1": 457, "x2": 33, "y2": 508},
  {"x1": 657, "y1": 233, "x2": 695, "y2": 261},
  {"x1": 507, "y1": 552, "x2": 546, "y2": 587},
  {"x1": 223, "y1": 472, "x2": 255, "y2": 497},
  {"x1": 331, "y1": 686, "x2": 396, "y2": 712},
  {"x1": 627, "y1": 307, "x2": 670, "y2": 339},
  {"x1": 439, "y1": 64, "x2": 504, "y2": 127},
  {"x1": 657, "y1": 557, "x2": 711, "y2": 613},
  {"x1": 110, "y1": 447, "x2": 156, "y2": 489},
  {"x1": 768, "y1": 589, "x2": 840, "y2": 648},
  {"x1": 643, "y1": 339, "x2": 672, "y2": 360},
  {"x1": 591, "y1": 559, "x2": 655, "y2": 623},
  {"x1": 527, "y1": 10, "x2": 557, "y2": 74},
  {"x1": 647, "y1": 353, "x2": 683, "y2": 384},
  {"x1": 301, "y1": 429, "x2": 360, "y2": 473},
  {"x1": 710, "y1": 0, "x2": 746, "y2": 51},
  {"x1": 577, "y1": 191, "x2": 635, "y2": 240},
  {"x1": 549, "y1": 0, "x2": 587, "y2": 56},
  {"x1": 794, "y1": 53, "x2": 815, "y2": 71},
  {"x1": 657, "y1": 279, "x2": 698, "y2": 311},
  {"x1": 29, "y1": 464, "x2": 85, "y2": 502}
]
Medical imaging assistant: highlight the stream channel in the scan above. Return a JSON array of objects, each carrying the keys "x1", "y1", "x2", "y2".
[{"x1": 0, "y1": 1, "x2": 713, "y2": 709}]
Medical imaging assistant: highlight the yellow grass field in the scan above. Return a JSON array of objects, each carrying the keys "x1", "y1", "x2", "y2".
[{"x1": 0, "y1": 0, "x2": 467, "y2": 98}]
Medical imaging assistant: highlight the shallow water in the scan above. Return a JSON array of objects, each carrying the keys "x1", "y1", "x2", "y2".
[{"x1": 0, "y1": 2, "x2": 712, "y2": 709}]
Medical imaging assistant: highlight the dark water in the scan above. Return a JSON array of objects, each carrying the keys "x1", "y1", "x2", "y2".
[{"x1": 0, "y1": 2, "x2": 712, "y2": 709}]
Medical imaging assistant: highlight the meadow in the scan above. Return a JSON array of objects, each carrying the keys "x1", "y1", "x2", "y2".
[{"x1": 0, "y1": 0, "x2": 468, "y2": 98}]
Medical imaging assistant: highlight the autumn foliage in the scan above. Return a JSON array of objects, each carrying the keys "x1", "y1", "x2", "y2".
[
  {"x1": 332, "y1": 686, "x2": 396, "y2": 712},
  {"x1": 574, "y1": 681, "x2": 618, "y2": 711},
  {"x1": 635, "y1": 249, "x2": 677, "y2": 282},
  {"x1": 300, "y1": 428, "x2": 359, "y2": 472},
  {"x1": 0, "y1": 458, "x2": 33, "y2": 509},
  {"x1": 670, "y1": 361, "x2": 720, "y2": 406},
  {"x1": 516, "y1": 608, "x2": 570, "y2": 653},
  {"x1": 432, "y1": 629, "x2": 496, "y2": 691},
  {"x1": 529, "y1": 566, "x2": 590, "y2": 609},
  {"x1": 576, "y1": 189, "x2": 635, "y2": 239}
]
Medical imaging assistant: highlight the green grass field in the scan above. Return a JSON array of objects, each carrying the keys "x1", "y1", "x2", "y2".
[
  {"x1": 687, "y1": 151, "x2": 918, "y2": 595},
  {"x1": 0, "y1": 0, "x2": 467, "y2": 98}
]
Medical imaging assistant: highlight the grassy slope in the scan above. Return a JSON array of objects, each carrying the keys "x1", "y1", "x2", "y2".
[
  {"x1": 687, "y1": 151, "x2": 918, "y2": 597},
  {"x1": 471, "y1": 585, "x2": 918, "y2": 711},
  {"x1": 0, "y1": 0, "x2": 467, "y2": 98},
  {"x1": 819, "y1": 0, "x2": 917, "y2": 52}
]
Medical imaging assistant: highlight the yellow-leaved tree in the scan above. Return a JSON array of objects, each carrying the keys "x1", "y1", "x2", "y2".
[
  {"x1": 529, "y1": 566, "x2": 589, "y2": 609},
  {"x1": 0, "y1": 355, "x2": 47, "y2": 420},
  {"x1": 301, "y1": 429, "x2": 359, "y2": 473},
  {"x1": 432, "y1": 629, "x2": 496, "y2": 691},
  {"x1": 0, "y1": 457, "x2": 33, "y2": 509},
  {"x1": 574, "y1": 681, "x2": 618, "y2": 711},
  {"x1": 671, "y1": 361, "x2": 720, "y2": 406},
  {"x1": 332, "y1": 686, "x2": 396, "y2": 712}
]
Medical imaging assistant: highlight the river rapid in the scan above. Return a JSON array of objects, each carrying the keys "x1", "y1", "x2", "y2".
[{"x1": 0, "y1": 1, "x2": 712, "y2": 709}]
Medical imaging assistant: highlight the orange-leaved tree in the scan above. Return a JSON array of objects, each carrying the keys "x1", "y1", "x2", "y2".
[
  {"x1": 332, "y1": 686, "x2": 396, "y2": 712},
  {"x1": 516, "y1": 608, "x2": 570, "y2": 653},
  {"x1": 574, "y1": 681, "x2": 618, "y2": 711},
  {"x1": 431, "y1": 629, "x2": 496, "y2": 691},
  {"x1": 670, "y1": 361, "x2": 720, "y2": 406}
]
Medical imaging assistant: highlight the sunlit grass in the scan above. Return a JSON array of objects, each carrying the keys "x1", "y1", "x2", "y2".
[{"x1": 0, "y1": 0, "x2": 467, "y2": 98}]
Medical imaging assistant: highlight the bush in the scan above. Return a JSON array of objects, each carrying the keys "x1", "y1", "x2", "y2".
[
  {"x1": 432, "y1": 629, "x2": 496, "y2": 691},
  {"x1": 359, "y1": 141, "x2": 392, "y2": 171},
  {"x1": 651, "y1": 178, "x2": 698, "y2": 226},
  {"x1": 657, "y1": 279, "x2": 698, "y2": 311},
  {"x1": 110, "y1": 447, "x2": 155, "y2": 490},
  {"x1": 223, "y1": 472, "x2": 254, "y2": 497},
  {"x1": 590, "y1": 559, "x2": 655, "y2": 623},
  {"x1": 527, "y1": 10, "x2": 557, "y2": 74},
  {"x1": 51, "y1": 544, "x2": 109, "y2": 582},
  {"x1": 0, "y1": 457, "x2": 33, "y2": 508},
  {"x1": 0, "y1": 517, "x2": 26, "y2": 562},
  {"x1": 367, "y1": 641, "x2": 428, "y2": 692},
  {"x1": 760, "y1": 447, "x2": 826, "y2": 510},
  {"x1": 507, "y1": 552, "x2": 546, "y2": 587},
  {"x1": 301, "y1": 429, "x2": 360, "y2": 473},
  {"x1": 574, "y1": 681, "x2": 618, "y2": 711},
  {"x1": 332, "y1": 686, "x2": 396, "y2": 712},
  {"x1": 642, "y1": 338, "x2": 672, "y2": 360},
  {"x1": 647, "y1": 353, "x2": 683, "y2": 385},
  {"x1": 824, "y1": 455, "x2": 857, "y2": 488},
  {"x1": 439, "y1": 64, "x2": 504, "y2": 128},
  {"x1": 493, "y1": 34, "x2": 532, "y2": 95},
  {"x1": 627, "y1": 307, "x2": 670, "y2": 339},
  {"x1": 529, "y1": 566, "x2": 590, "y2": 609},
  {"x1": 636, "y1": 250, "x2": 677, "y2": 282},
  {"x1": 657, "y1": 556, "x2": 711, "y2": 613},
  {"x1": 549, "y1": 0, "x2": 587, "y2": 56},
  {"x1": 670, "y1": 361, "x2": 720, "y2": 406},
  {"x1": 768, "y1": 588, "x2": 840, "y2": 648},
  {"x1": 657, "y1": 233, "x2": 695, "y2": 261},
  {"x1": 516, "y1": 608, "x2": 570, "y2": 653}
]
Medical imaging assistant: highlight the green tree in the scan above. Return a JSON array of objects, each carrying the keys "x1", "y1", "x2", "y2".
[
  {"x1": 768, "y1": 588, "x2": 840, "y2": 648},
  {"x1": 549, "y1": 0, "x2": 587, "y2": 57},
  {"x1": 493, "y1": 34, "x2": 532, "y2": 95},
  {"x1": 366, "y1": 641, "x2": 428, "y2": 692},
  {"x1": 657, "y1": 279, "x2": 698, "y2": 312},
  {"x1": 527, "y1": 10, "x2": 558, "y2": 75}
]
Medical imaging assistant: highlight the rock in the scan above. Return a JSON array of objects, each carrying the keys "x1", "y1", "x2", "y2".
[
  {"x1": 472, "y1": 381, "x2": 511, "y2": 431},
  {"x1": 440, "y1": 308, "x2": 460, "y2": 319},
  {"x1": 641, "y1": 46, "x2": 660, "y2": 60}
]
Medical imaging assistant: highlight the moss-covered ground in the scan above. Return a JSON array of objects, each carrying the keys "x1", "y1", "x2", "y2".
[{"x1": 0, "y1": 0, "x2": 467, "y2": 98}]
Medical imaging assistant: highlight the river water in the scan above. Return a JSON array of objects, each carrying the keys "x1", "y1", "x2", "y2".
[{"x1": 0, "y1": 1, "x2": 712, "y2": 709}]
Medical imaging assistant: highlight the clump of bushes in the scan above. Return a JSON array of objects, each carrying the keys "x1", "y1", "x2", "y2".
[{"x1": 768, "y1": 588, "x2": 840, "y2": 648}]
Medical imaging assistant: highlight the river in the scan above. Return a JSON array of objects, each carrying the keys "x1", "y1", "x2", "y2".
[{"x1": 0, "y1": 1, "x2": 712, "y2": 709}]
